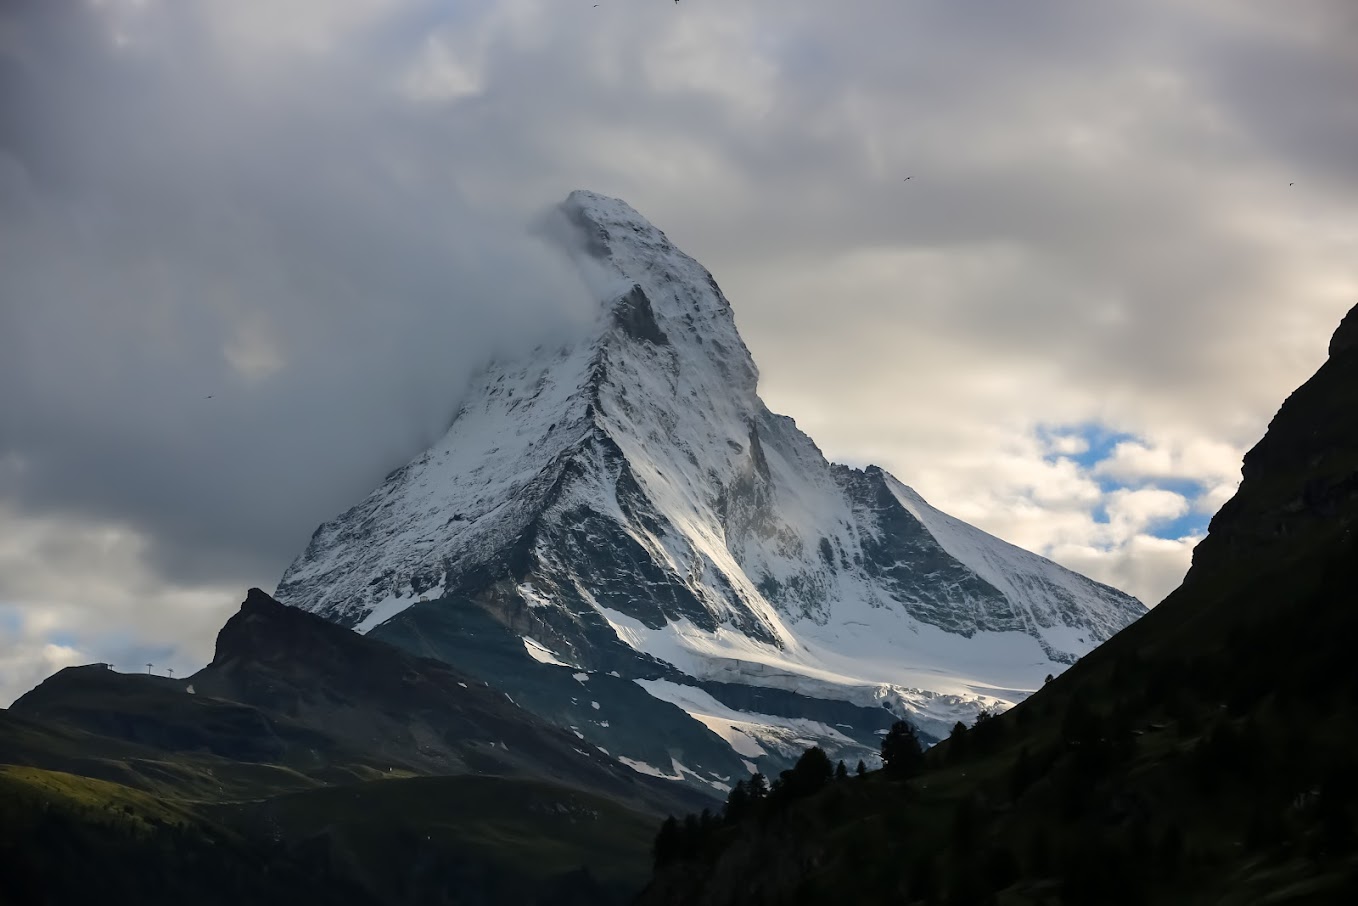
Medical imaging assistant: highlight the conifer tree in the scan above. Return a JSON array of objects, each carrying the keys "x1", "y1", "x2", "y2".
[
  {"x1": 881, "y1": 720, "x2": 926, "y2": 778},
  {"x1": 785, "y1": 746, "x2": 834, "y2": 798},
  {"x1": 724, "y1": 780, "x2": 751, "y2": 823},
  {"x1": 947, "y1": 720, "x2": 969, "y2": 763},
  {"x1": 652, "y1": 816, "x2": 680, "y2": 865},
  {"x1": 972, "y1": 707, "x2": 1006, "y2": 755},
  {"x1": 680, "y1": 814, "x2": 701, "y2": 857}
]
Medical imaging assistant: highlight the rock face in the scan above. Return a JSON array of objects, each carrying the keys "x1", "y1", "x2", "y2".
[
  {"x1": 275, "y1": 191, "x2": 1145, "y2": 791},
  {"x1": 1185, "y1": 300, "x2": 1358, "y2": 593},
  {"x1": 1329, "y1": 303, "x2": 1358, "y2": 357}
]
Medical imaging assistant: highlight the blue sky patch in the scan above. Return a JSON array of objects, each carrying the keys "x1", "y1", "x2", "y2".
[
  {"x1": 1037, "y1": 422, "x2": 1213, "y2": 541},
  {"x1": 1037, "y1": 422, "x2": 1137, "y2": 469},
  {"x1": 1154, "y1": 509, "x2": 1211, "y2": 540}
]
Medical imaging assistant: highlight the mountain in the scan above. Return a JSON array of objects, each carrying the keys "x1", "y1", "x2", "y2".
[
  {"x1": 9, "y1": 588, "x2": 706, "y2": 815},
  {"x1": 274, "y1": 190, "x2": 1145, "y2": 787},
  {"x1": 637, "y1": 301, "x2": 1358, "y2": 905},
  {"x1": 1, "y1": 588, "x2": 708, "y2": 906}
]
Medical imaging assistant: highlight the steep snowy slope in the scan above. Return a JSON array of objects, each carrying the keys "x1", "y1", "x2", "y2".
[{"x1": 276, "y1": 191, "x2": 1144, "y2": 786}]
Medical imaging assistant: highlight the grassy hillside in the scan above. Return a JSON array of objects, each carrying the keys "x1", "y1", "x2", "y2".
[
  {"x1": 220, "y1": 774, "x2": 658, "y2": 904},
  {"x1": 0, "y1": 764, "x2": 368, "y2": 906},
  {"x1": 0, "y1": 757, "x2": 659, "y2": 906},
  {"x1": 0, "y1": 591, "x2": 688, "y2": 905}
]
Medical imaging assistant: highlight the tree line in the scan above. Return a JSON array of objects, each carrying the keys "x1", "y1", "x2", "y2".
[{"x1": 652, "y1": 718, "x2": 927, "y2": 865}]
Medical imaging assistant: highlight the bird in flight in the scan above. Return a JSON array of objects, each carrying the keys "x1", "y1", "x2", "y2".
[
  {"x1": 1289, "y1": 182, "x2": 1294, "y2": 186},
  {"x1": 903, "y1": 176, "x2": 911, "y2": 181},
  {"x1": 205, "y1": 395, "x2": 214, "y2": 399}
]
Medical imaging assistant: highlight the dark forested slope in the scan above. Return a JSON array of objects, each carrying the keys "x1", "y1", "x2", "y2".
[{"x1": 639, "y1": 302, "x2": 1358, "y2": 906}]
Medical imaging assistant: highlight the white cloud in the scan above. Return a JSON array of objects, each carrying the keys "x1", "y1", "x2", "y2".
[
  {"x1": 0, "y1": 628, "x2": 88, "y2": 709},
  {"x1": 1105, "y1": 487, "x2": 1191, "y2": 537},
  {"x1": 401, "y1": 34, "x2": 485, "y2": 103},
  {"x1": 1196, "y1": 480, "x2": 1241, "y2": 514},
  {"x1": 0, "y1": 505, "x2": 238, "y2": 704},
  {"x1": 1049, "y1": 534, "x2": 1202, "y2": 609},
  {"x1": 1095, "y1": 438, "x2": 1243, "y2": 486},
  {"x1": 1048, "y1": 434, "x2": 1091, "y2": 456}
]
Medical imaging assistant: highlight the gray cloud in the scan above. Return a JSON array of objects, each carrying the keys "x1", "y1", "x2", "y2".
[
  {"x1": 1, "y1": 0, "x2": 1355, "y2": 702},
  {"x1": 0, "y1": 1, "x2": 595, "y2": 592}
]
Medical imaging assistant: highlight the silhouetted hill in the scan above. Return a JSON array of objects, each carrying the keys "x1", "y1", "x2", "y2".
[
  {"x1": 639, "y1": 302, "x2": 1358, "y2": 906},
  {"x1": 1, "y1": 589, "x2": 708, "y2": 905}
]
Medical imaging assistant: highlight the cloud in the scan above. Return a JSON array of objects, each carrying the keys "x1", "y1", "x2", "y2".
[
  {"x1": 0, "y1": 502, "x2": 241, "y2": 704},
  {"x1": 0, "y1": 627, "x2": 87, "y2": 711},
  {"x1": 1047, "y1": 434, "x2": 1092, "y2": 458},
  {"x1": 2, "y1": 0, "x2": 1355, "y2": 701},
  {"x1": 0, "y1": 1, "x2": 596, "y2": 592},
  {"x1": 1105, "y1": 488, "x2": 1191, "y2": 535},
  {"x1": 1049, "y1": 534, "x2": 1203, "y2": 613},
  {"x1": 1095, "y1": 438, "x2": 1242, "y2": 486}
]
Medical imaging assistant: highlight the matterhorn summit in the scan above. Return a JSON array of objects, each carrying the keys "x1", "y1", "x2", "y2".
[{"x1": 276, "y1": 191, "x2": 1144, "y2": 790}]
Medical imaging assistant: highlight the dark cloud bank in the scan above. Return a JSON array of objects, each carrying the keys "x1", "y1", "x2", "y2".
[{"x1": 0, "y1": 2, "x2": 594, "y2": 596}]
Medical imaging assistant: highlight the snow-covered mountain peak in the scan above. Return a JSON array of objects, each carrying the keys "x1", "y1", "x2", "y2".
[
  {"x1": 554, "y1": 190, "x2": 760, "y2": 397},
  {"x1": 560, "y1": 189, "x2": 683, "y2": 277},
  {"x1": 563, "y1": 190, "x2": 664, "y2": 244},
  {"x1": 277, "y1": 190, "x2": 1146, "y2": 785}
]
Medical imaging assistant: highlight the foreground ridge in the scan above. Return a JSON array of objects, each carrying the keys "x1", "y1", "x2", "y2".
[{"x1": 637, "y1": 301, "x2": 1358, "y2": 905}]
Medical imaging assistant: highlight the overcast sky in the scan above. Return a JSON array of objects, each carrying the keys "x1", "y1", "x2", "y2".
[{"x1": 1, "y1": 0, "x2": 1354, "y2": 704}]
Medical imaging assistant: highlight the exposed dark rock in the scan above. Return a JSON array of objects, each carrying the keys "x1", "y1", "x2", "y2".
[
  {"x1": 1329, "y1": 301, "x2": 1358, "y2": 357},
  {"x1": 612, "y1": 284, "x2": 670, "y2": 346}
]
